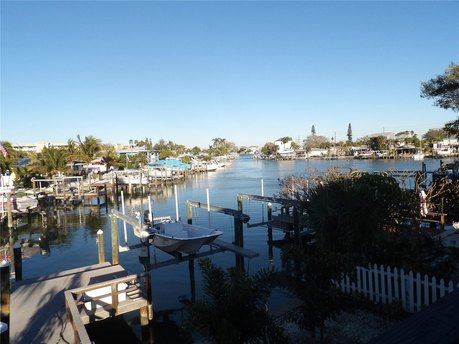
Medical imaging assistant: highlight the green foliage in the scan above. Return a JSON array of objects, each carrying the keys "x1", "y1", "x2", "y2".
[
  {"x1": 100, "y1": 145, "x2": 119, "y2": 171},
  {"x1": 421, "y1": 63, "x2": 459, "y2": 138},
  {"x1": 368, "y1": 136, "x2": 387, "y2": 151},
  {"x1": 0, "y1": 141, "x2": 18, "y2": 173},
  {"x1": 187, "y1": 258, "x2": 287, "y2": 344},
  {"x1": 421, "y1": 63, "x2": 459, "y2": 112},
  {"x1": 303, "y1": 172, "x2": 404, "y2": 256},
  {"x1": 277, "y1": 136, "x2": 292, "y2": 144},
  {"x1": 422, "y1": 128, "x2": 448, "y2": 143},
  {"x1": 77, "y1": 135, "x2": 102, "y2": 163},
  {"x1": 28, "y1": 147, "x2": 70, "y2": 177},
  {"x1": 347, "y1": 123, "x2": 352, "y2": 143},
  {"x1": 261, "y1": 142, "x2": 279, "y2": 157},
  {"x1": 311, "y1": 125, "x2": 316, "y2": 136},
  {"x1": 280, "y1": 245, "x2": 351, "y2": 341}
]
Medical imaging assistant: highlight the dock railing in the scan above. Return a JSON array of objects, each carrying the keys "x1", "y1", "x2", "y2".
[{"x1": 64, "y1": 272, "x2": 152, "y2": 344}]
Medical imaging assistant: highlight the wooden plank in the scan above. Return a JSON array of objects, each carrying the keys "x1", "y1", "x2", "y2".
[
  {"x1": 65, "y1": 291, "x2": 92, "y2": 344},
  {"x1": 79, "y1": 298, "x2": 148, "y2": 325},
  {"x1": 211, "y1": 239, "x2": 259, "y2": 258},
  {"x1": 11, "y1": 263, "x2": 127, "y2": 344},
  {"x1": 187, "y1": 200, "x2": 250, "y2": 223}
]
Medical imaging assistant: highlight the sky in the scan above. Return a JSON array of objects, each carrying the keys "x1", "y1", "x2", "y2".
[{"x1": 1, "y1": 1, "x2": 459, "y2": 149}]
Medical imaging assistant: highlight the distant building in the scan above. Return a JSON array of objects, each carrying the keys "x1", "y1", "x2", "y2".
[
  {"x1": 274, "y1": 140, "x2": 295, "y2": 158},
  {"x1": 433, "y1": 138, "x2": 459, "y2": 156},
  {"x1": 116, "y1": 147, "x2": 159, "y2": 163},
  {"x1": 13, "y1": 142, "x2": 67, "y2": 153}
]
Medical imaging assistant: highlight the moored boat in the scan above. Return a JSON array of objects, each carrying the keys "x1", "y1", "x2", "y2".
[{"x1": 147, "y1": 221, "x2": 223, "y2": 254}]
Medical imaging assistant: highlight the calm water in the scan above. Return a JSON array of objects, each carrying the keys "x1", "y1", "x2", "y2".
[{"x1": 6, "y1": 156, "x2": 451, "y2": 313}]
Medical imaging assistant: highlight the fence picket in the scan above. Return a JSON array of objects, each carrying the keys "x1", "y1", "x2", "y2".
[
  {"x1": 424, "y1": 274, "x2": 430, "y2": 308},
  {"x1": 416, "y1": 272, "x2": 422, "y2": 311},
  {"x1": 408, "y1": 271, "x2": 414, "y2": 312},
  {"x1": 380, "y1": 265, "x2": 386, "y2": 304},
  {"x1": 400, "y1": 268, "x2": 406, "y2": 310},
  {"x1": 368, "y1": 265, "x2": 374, "y2": 302},
  {"x1": 340, "y1": 265, "x2": 456, "y2": 313},
  {"x1": 394, "y1": 267, "x2": 399, "y2": 302},
  {"x1": 387, "y1": 266, "x2": 393, "y2": 304},
  {"x1": 440, "y1": 279, "x2": 445, "y2": 298},
  {"x1": 374, "y1": 264, "x2": 380, "y2": 303}
]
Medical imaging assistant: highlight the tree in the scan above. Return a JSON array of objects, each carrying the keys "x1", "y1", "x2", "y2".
[
  {"x1": 187, "y1": 258, "x2": 286, "y2": 344},
  {"x1": 100, "y1": 145, "x2": 119, "y2": 171},
  {"x1": 277, "y1": 136, "x2": 292, "y2": 144},
  {"x1": 29, "y1": 147, "x2": 69, "y2": 176},
  {"x1": 77, "y1": 135, "x2": 102, "y2": 164},
  {"x1": 303, "y1": 135, "x2": 330, "y2": 151},
  {"x1": 421, "y1": 63, "x2": 459, "y2": 111},
  {"x1": 311, "y1": 125, "x2": 316, "y2": 136},
  {"x1": 422, "y1": 128, "x2": 448, "y2": 143},
  {"x1": 369, "y1": 136, "x2": 387, "y2": 151},
  {"x1": 347, "y1": 123, "x2": 352, "y2": 143},
  {"x1": 260, "y1": 142, "x2": 279, "y2": 157},
  {"x1": 280, "y1": 245, "x2": 349, "y2": 342},
  {"x1": 421, "y1": 63, "x2": 459, "y2": 137}
]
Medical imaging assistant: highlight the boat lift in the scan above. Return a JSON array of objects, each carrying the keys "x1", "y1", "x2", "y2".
[{"x1": 109, "y1": 200, "x2": 258, "y2": 272}]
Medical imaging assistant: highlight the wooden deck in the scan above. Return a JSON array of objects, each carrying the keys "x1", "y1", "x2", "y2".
[{"x1": 10, "y1": 262, "x2": 129, "y2": 344}]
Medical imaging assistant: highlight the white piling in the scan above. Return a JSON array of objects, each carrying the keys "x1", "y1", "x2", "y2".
[
  {"x1": 121, "y1": 190, "x2": 127, "y2": 244},
  {"x1": 148, "y1": 195, "x2": 153, "y2": 223},
  {"x1": 174, "y1": 185, "x2": 179, "y2": 221}
]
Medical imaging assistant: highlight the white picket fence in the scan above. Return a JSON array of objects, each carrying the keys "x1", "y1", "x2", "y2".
[{"x1": 338, "y1": 264, "x2": 458, "y2": 312}]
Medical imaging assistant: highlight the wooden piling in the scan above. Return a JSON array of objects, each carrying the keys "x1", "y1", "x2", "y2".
[
  {"x1": 97, "y1": 230, "x2": 105, "y2": 264},
  {"x1": 7, "y1": 193, "x2": 15, "y2": 276},
  {"x1": 111, "y1": 212, "x2": 119, "y2": 265},
  {"x1": 267, "y1": 202, "x2": 273, "y2": 243},
  {"x1": 187, "y1": 201, "x2": 193, "y2": 224},
  {"x1": 13, "y1": 243, "x2": 22, "y2": 281},
  {"x1": 0, "y1": 260, "x2": 10, "y2": 344}
]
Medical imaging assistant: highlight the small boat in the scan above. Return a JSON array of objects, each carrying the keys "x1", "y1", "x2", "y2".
[
  {"x1": 148, "y1": 221, "x2": 223, "y2": 254},
  {"x1": 413, "y1": 150, "x2": 425, "y2": 161}
]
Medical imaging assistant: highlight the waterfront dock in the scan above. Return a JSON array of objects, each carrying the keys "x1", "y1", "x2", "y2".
[{"x1": 10, "y1": 262, "x2": 151, "y2": 344}]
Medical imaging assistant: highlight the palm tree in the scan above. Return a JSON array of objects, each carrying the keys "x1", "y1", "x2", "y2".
[
  {"x1": 77, "y1": 135, "x2": 102, "y2": 165},
  {"x1": 100, "y1": 145, "x2": 119, "y2": 171},
  {"x1": 28, "y1": 147, "x2": 69, "y2": 177}
]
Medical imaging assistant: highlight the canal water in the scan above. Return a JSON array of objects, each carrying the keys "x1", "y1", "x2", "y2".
[{"x1": 4, "y1": 156, "x2": 450, "y2": 329}]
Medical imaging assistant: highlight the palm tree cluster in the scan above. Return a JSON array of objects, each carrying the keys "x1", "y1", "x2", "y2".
[
  {"x1": 0, "y1": 136, "x2": 239, "y2": 186},
  {"x1": 186, "y1": 259, "x2": 288, "y2": 344}
]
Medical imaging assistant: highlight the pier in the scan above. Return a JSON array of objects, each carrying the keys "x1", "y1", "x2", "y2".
[{"x1": 10, "y1": 262, "x2": 153, "y2": 344}]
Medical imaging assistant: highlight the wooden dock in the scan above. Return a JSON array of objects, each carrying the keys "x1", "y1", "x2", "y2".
[{"x1": 10, "y1": 262, "x2": 142, "y2": 344}]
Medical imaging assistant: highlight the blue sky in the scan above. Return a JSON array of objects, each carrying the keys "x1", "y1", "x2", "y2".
[{"x1": 1, "y1": 1, "x2": 458, "y2": 148}]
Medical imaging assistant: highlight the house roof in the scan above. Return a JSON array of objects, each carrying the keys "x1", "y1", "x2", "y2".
[{"x1": 369, "y1": 287, "x2": 459, "y2": 344}]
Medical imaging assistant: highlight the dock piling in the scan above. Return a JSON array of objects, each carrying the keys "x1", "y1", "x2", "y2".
[
  {"x1": 111, "y1": 213, "x2": 119, "y2": 265},
  {"x1": 97, "y1": 229, "x2": 106, "y2": 264},
  {"x1": 13, "y1": 243, "x2": 22, "y2": 281},
  {"x1": 0, "y1": 260, "x2": 10, "y2": 344}
]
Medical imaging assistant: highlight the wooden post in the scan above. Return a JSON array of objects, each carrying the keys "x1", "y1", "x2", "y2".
[
  {"x1": 13, "y1": 243, "x2": 22, "y2": 281},
  {"x1": 293, "y1": 207, "x2": 300, "y2": 245},
  {"x1": 267, "y1": 202, "x2": 273, "y2": 243},
  {"x1": 235, "y1": 195, "x2": 244, "y2": 270},
  {"x1": 97, "y1": 229, "x2": 105, "y2": 264},
  {"x1": 111, "y1": 212, "x2": 119, "y2": 265},
  {"x1": 0, "y1": 260, "x2": 10, "y2": 344},
  {"x1": 189, "y1": 259, "x2": 196, "y2": 302},
  {"x1": 187, "y1": 201, "x2": 193, "y2": 224},
  {"x1": 32, "y1": 177, "x2": 36, "y2": 196},
  {"x1": 7, "y1": 193, "x2": 15, "y2": 275}
]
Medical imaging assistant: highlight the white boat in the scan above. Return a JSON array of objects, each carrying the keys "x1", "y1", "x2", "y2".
[
  {"x1": 413, "y1": 151, "x2": 425, "y2": 161},
  {"x1": 148, "y1": 221, "x2": 223, "y2": 254}
]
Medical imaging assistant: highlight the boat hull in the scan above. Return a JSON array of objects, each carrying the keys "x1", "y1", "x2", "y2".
[{"x1": 151, "y1": 222, "x2": 223, "y2": 254}]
